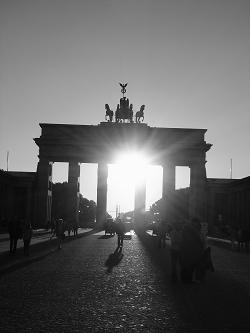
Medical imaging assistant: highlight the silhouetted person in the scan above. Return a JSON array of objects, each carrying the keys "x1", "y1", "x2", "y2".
[
  {"x1": 158, "y1": 220, "x2": 167, "y2": 248},
  {"x1": 55, "y1": 218, "x2": 64, "y2": 249},
  {"x1": 23, "y1": 220, "x2": 33, "y2": 256},
  {"x1": 195, "y1": 246, "x2": 215, "y2": 282},
  {"x1": 66, "y1": 220, "x2": 72, "y2": 237},
  {"x1": 8, "y1": 217, "x2": 22, "y2": 255},
  {"x1": 50, "y1": 218, "x2": 56, "y2": 239},
  {"x1": 72, "y1": 220, "x2": 78, "y2": 236},
  {"x1": 116, "y1": 219, "x2": 126, "y2": 248},
  {"x1": 179, "y1": 218, "x2": 204, "y2": 283}
]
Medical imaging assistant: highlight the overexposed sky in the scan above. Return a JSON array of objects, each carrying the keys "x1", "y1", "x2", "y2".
[{"x1": 1, "y1": 0, "x2": 250, "y2": 213}]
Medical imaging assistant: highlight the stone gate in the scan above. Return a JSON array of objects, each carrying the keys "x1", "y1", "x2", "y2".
[{"x1": 34, "y1": 121, "x2": 211, "y2": 227}]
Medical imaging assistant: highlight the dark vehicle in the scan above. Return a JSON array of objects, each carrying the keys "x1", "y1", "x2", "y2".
[{"x1": 147, "y1": 221, "x2": 159, "y2": 235}]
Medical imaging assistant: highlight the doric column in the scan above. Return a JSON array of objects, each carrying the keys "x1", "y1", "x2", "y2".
[
  {"x1": 189, "y1": 160, "x2": 207, "y2": 221},
  {"x1": 68, "y1": 161, "x2": 80, "y2": 225},
  {"x1": 134, "y1": 175, "x2": 146, "y2": 227},
  {"x1": 162, "y1": 161, "x2": 175, "y2": 198},
  {"x1": 35, "y1": 158, "x2": 53, "y2": 227},
  {"x1": 96, "y1": 162, "x2": 108, "y2": 227},
  {"x1": 161, "y1": 162, "x2": 176, "y2": 220}
]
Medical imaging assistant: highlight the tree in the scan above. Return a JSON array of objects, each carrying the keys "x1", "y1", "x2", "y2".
[
  {"x1": 52, "y1": 182, "x2": 96, "y2": 226},
  {"x1": 79, "y1": 195, "x2": 96, "y2": 227},
  {"x1": 51, "y1": 182, "x2": 69, "y2": 220},
  {"x1": 149, "y1": 189, "x2": 190, "y2": 222}
]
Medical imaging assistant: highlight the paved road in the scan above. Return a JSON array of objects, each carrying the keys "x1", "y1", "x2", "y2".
[{"x1": 0, "y1": 230, "x2": 250, "y2": 332}]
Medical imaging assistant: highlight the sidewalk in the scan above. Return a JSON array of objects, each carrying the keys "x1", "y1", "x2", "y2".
[
  {"x1": 0, "y1": 228, "x2": 95, "y2": 275},
  {"x1": 0, "y1": 228, "x2": 49, "y2": 242}
]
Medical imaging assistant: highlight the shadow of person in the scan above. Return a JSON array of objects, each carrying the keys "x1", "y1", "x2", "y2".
[{"x1": 105, "y1": 246, "x2": 124, "y2": 273}]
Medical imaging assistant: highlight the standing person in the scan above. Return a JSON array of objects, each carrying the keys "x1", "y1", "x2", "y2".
[
  {"x1": 8, "y1": 218, "x2": 16, "y2": 255},
  {"x1": 228, "y1": 225, "x2": 238, "y2": 250},
  {"x1": 55, "y1": 218, "x2": 64, "y2": 249},
  {"x1": 66, "y1": 220, "x2": 72, "y2": 237},
  {"x1": 8, "y1": 217, "x2": 22, "y2": 255},
  {"x1": 179, "y1": 218, "x2": 204, "y2": 283},
  {"x1": 72, "y1": 220, "x2": 78, "y2": 237},
  {"x1": 23, "y1": 221, "x2": 33, "y2": 256},
  {"x1": 50, "y1": 218, "x2": 56, "y2": 239},
  {"x1": 116, "y1": 219, "x2": 125, "y2": 248},
  {"x1": 158, "y1": 220, "x2": 167, "y2": 248}
]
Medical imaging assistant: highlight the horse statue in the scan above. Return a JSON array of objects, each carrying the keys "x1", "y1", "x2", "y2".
[
  {"x1": 105, "y1": 104, "x2": 113, "y2": 122},
  {"x1": 129, "y1": 104, "x2": 133, "y2": 123},
  {"x1": 135, "y1": 105, "x2": 145, "y2": 123}
]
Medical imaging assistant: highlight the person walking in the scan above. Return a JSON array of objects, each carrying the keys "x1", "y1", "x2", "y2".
[
  {"x1": 8, "y1": 217, "x2": 22, "y2": 255},
  {"x1": 179, "y1": 218, "x2": 204, "y2": 283},
  {"x1": 158, "y1": 220, "x2": 167, "y2": 248},
  {"x1": 72, "y1": 220, "x2": 78, "y2": 237},
  {"x1": 8, "y1": 218, "x2": 16, "y2": 255},
  {"x1": 23, "y1": 221, "x2": 33, "y2": 256},
  {"x1": 115, "y1": 219, "x2": 126, "y2": 248},
  {"x1": 55, "y1": 218, "x2": 64, "y2": 249}
]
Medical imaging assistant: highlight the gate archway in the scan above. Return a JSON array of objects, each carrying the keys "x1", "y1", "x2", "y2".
[{"x1": 34, "y1": 122, "x2": 212, "y2": 227}]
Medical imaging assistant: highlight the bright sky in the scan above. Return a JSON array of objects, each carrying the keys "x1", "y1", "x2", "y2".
[{"x1": 1, "y1": 0, "x2": 250, "y2": 214}]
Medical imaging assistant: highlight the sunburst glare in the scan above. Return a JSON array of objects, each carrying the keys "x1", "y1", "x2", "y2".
[{"x1": 107, "y1": 151, "x2": 161, "y2": 216}]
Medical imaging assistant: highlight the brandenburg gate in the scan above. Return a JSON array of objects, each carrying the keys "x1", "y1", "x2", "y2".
[{"x1": 34, "y1": 84, "x2": 212, "y2": 227}]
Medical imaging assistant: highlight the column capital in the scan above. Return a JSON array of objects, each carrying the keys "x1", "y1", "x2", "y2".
[{"x1": 162, "y1": 159, "x2": 175, "y2": 167}]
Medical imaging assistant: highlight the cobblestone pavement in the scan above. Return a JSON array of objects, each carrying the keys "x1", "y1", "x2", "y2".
[{"x1": 0, "y1": 231, "x2": 250, "y2": 332}]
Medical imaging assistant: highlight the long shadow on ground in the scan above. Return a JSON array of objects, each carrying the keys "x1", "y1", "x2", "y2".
[{"x1": 104, "y1": 246, "x2": 124, "y2": 273}]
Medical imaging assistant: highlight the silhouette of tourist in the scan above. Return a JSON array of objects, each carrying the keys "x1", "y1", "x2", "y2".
[
  {"x1": 8, "y1": 217, "x2": 23, "y2": 255},
  {"x1": 158, "y1": 220, "x2": 167, "y2": 248},
  {"x1": 168, "y1": 219, "x2": 183, "y2": 282},
  {"x1": 50, "y1": 218, "x2": 56, "y2": 239},
  {"x1": 115, "y1": 218, "x2": 126, "y2": 248},
  {"x1": 66, "y1": 220, "x2": 72, "y2": 237},
  {"x1": 23, "y1": 220, "x2": 33, "y2": 256},
  {"x1": 179, "y1": 218, "x2": 204, "y2": 283},
  {"x1": 194, "y1": 219, "x2": 215, "y2": 282},
  {"x1": 55, "y1": 218, "x2": 64, "y2": 249},
  {"x1": 72, "y1": 220, "x2": 78, "y2": 237}
]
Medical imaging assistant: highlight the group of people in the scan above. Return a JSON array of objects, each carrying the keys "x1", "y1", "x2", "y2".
[
  {"x1": 50, "y1": 219, "x2": 78, "y2": 239},
  {"x1": 156, "y1": 217, "x2": 214, "y2": 283},
  {"x1": 226, "y1": 225, "x2": 250, "y2": 251},
  {"x1": 50, "y1": 218, "x2": 79, "y2": 249},
  {"x1": 104, "y1": 218, "x2": 127, "y2": 248},
  {"x1": 53, "y1": 218, "x2": 65, "y2": 249},
  {"x1": 8, "y1": 218, "x2": 33, "y2": 256},
  {"x1": 7, "y1": 217, "x2": 74, "y2": 255}
]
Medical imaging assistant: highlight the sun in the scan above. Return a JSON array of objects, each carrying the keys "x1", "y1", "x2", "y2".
[
  {"x1": 113, "y1": 151, "x2": 149, "y2": 181},
  {"x1": 107, "y1": 151, "x2": 159, "y2": 216}
]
